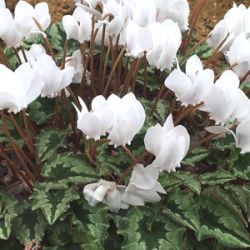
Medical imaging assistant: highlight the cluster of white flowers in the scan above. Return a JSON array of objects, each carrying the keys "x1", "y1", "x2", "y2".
[
  {"x1": 0, "y1": 0, "x2": 50, "y2": 47},
  {"x1": 165, "y1": 53, "x2": 250, "y2": 153},
  {"x1": 64, "y1": 0, "x2": 189, "y2": 70},
  {"x1": 80, "y1": 104, "x2": 189, "y2": 210},
  {"x1": 208, "y1": 4, "x2": 250, "y2": 79},
  {"x1": 0, "y1": 43, "x2": 75, "y2": 112},
  {"x1": 84, "y1": 164, "x2": 166, "y2": 212}
]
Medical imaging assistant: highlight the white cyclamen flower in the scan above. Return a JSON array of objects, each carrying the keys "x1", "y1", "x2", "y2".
[
  {"x1": 165, "y1": 54, "x2": 214, "y2": 106},
  {"x1": 107, "y1": 93, "x2": 146, "y2": 147},
  {"x1": 154, "y1": 0, "x2": 190, "y2": 31},
  {"x1": 122, "y1": 164, "x2": 166, "y2": 206},
  {"x1": 121, "y1": 0, "x2": 156, "y2": 58},
  {"x1": 62, "y1": 6, "x2": 92, "y2": 43},
  {"x1": 35, "y1": 54, "x2": 74, "y2": 98},
  {"x1": 0, "y1": 0, "x2": 5, "y2": 8},
  {"x1": 74, "y1": 93, "x2": 145, "y2": 146},
  {"x1": 14, "y1": 1, "x2": 51, "y2": 38},
  {"x1": 202, "y1": 70, "x2": 250, "y2": 125},
  {"x1": 207, "y1": 4, "x2": 250, "y2": 52},
  {"x1": 146, "y1": 19, "x2": 182, "y2": 71},
  {"x1": 102, "y1": 0, "x2": 129, "y2": 37},
  {"x1": 65, "y1": 49, "x2": 84, "y2": 84},
  {"x1": 0, "y1": 63, "x2": 42, "y2": 113},
  {"x1": 144, "y1": 114, "x2": 190, "y2": 172},
  {"x1": 83, "y1": 179, "x2": 128, "y2": 212},
  {"x1": 19, "y1": 44, "x2": 46, "y2": 66},
  {"x1": 206, "y1": 118, "x2": 250, "y2": 154},
  {"x1": 226, "y1": 34, "x2": 250, "y2": 78},
  {"x1": 74, "y1": 95, "x2": 115, "y2": 140},
  {"x1": 0, "y1": 8, "x2": 22, "y2": 47}
]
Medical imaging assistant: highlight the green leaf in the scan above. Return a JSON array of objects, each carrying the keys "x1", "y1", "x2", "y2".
[
  {"x1": 200, "y1": 168, "x2": 236, "y2": 185},
  {"x1": 115, "y1": 208, "x2": 147, "y2": 250},
  {"x1": 12, "y1": 201, "x2": 47, "y2": 244},
  {"x1": 197, "y1": 188, "x2": 250, "y2": 248},
  {"x1": 28, "y1": 98, "x2": 55, "y2": 125},
  {"x1": 165, "y1": 189, "x2": 200, "y2": 231},
  {"x1": 36, "y1": 128, "x2": 70, "y2": 162},
  {"x1": 42, "y1": 153, "x2": 99, "y2": 185},
  {"x1": 30, "y1": 185, "x2": 80, "y2": 225},
  {"x1": 0, "y1": 191, "x2": 19, "y2": 240},
  {"x1": 182, "y1": 147, "x2": 210, "y2": 166},
  {"x1": 173, "y1": 171, "x2": 201, "y2": 194},
  {"x1": 226, "y1": 185, "x2": 250, "y2": 223}
]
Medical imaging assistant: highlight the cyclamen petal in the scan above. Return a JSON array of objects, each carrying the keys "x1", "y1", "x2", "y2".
[
  {"x1": 14, "y1": 1, "x2": 51, "y2": 38},
  {"x1": 165, "y1": 54, "x2": 214, "y2": 106},
  {"x1": 206, "y1": 120, "x2": 250, "y2": 154},
  {"x1": 0, "y1": 63, "x2": 42, "y2": 113},
  {"x1": 35, "y1": 54, "x2": 74, "y2": 98},
  {"x1": 144, "y1": 114, "x2": 190, "y2": 172},
  {"x1": 0, "y1": 0, "x2": 5, "y2": 8}
]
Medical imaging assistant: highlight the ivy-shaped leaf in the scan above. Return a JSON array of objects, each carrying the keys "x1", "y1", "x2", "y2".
[
  {"x1": 164, "y1": 189, "x2": 200, "y2": 232},
  {"x1": 30, "y1": 185, "x2": 80, "y2": 225},
  {"x1": 36, "y1": 128, "x2": 70, "y2": 162},
  {"x1": 182, "y1": 147, "x2": 210, "y2": 167},
  {"x1": 200, "y1": 168, "x2": 236, "y2": 185},
  {"x1": 0, "y1": 191, "x2": 19, "y2": 240},
  {"x1": 197, "y1": 188, "x2": 250, "y2": 248},
  {"x1": 42, "y1": 153, "x2": 98, "y2": 185},
  {"x1": 12, "y1": 201, "x2": 47, "y2": 245}
]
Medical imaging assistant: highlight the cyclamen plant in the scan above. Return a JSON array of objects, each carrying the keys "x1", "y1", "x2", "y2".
[{"x1": 0, "y1": 0, "x2": 250, "y2": 249}]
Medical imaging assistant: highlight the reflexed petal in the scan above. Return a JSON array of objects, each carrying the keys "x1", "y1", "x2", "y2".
[
  {"x1": 62, "y1": 15, "x2": 79, "y2": 40},
  {"x1": 78, "y1": 112, "x2": 103, "y2": 140},
  {"x1": 215, "y1": 70, "x2": 239, "y2": 89},
  {"x1": 236, "y1": 118, "x2": 250, "y2": 153},
  {"x1": 164, "y1": 69, "x2": 192, "y2": 101},
  {"x1": 34, "y1": 2, "x2": 51, "y2": 31},
  {"x1": 163, "y1": 113, "x2": 174, "y2": 132},
  {"x1": 185, "y1": 54, "x2": 203, "y2": 77},
  {"x1": 129, "y1": 164, "x2": 160, "y2": 190},
  {"x1": 91, "y1": 95, "x2": 107, "y2": 110},
  {"x1": 144, "y1": 124, "x2": 165, "y2": 155},
  {"x1": 60, "y1": 67, "x2": 75, "y2": 90}
]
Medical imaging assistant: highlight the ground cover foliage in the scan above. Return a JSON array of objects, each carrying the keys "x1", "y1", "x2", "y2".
[{"x1": 0, "y1": 0, "x2": 250, "y2": 249}]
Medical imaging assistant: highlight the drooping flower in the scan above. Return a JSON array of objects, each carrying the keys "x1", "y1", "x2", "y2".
[
  {"x1": 65, "y1": 49, "x2": 84, "y2": 84},
  {"x1": 0, "y1": 7, "x2": 22, "y2": 47},
  {"x1": 74, "y1": 93, "x2": 145, "y2": 145},
  {"x1": 74, "y1": 95, "x2": 115, "y2": 140},
  {"x1": 14, "y1": 0, "x2": 51, "y2": 38},
  {"x1": 154, "y1": 0, "x2": 190, "y2": 31},
  {"x1": 62, "y1": 6, "x2": 92, "y2": 43},
  {"x1": 201, "y1": 70, "x2": 250, "y2": 125},
  {"x1": 83, "y1": 179, "x2": 128, "y2": 212},
  {"x1": 144, "y1": 114, "x2": 190, "y2": 172},
  {"x1": 146, "y1": 19, "x2": 182, "y2": 70},
  {"x1": 206, "y1": 118, "x2": 250, "y2": 154},
  {"x1": 226, "y1": 34, "x2": 250, "y2": 78},
  {"x1": 35, "y1": 54, "x2": 74, "y2": 98},
  {"x1": 165, "y1": 54, "x2": 214, "y2": 106},
  {"x1": 102, "y1": 0, "x2": 129, "y2": 37},
  {"x1": 0, "y1": 63, "x2": 43, "y2": 113},
  {"x1": 207, "y1": 3, "x2": 250, "y2": 52},
  {"x1": 19, "y1": 44, "x2": 46, "y2": 66},
  {"x1": 122, "y1": 164, "x2": 166, "y2": 206},
  {"x1": 121, "y1": 0, "x2": 156, "y2": 58},
  {"x1": 107, "y1": 93, "x2": 146, "y2": 147}
]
